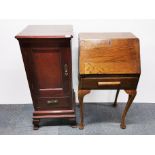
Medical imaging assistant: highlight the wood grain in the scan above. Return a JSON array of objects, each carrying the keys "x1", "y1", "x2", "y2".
[
  {"x1": 15, "y1": 25, "x2": 73, "y2": 39},
  {"x1": 78, "y1": 32, "x2": 141, "y2": 129},
  {"x1": 16, "y1": 25, "x2": 76, "y2": 129},
  {"x1": 79, "y1": 33, "x2": 140, "y2": 75}
]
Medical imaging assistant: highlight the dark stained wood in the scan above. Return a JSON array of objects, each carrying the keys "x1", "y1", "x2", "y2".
[
  {"x1": 16, "y1": 25, "x2": 76, "y2": 129},
  {"x1": 78, "y1": 32, "x2": 141, "y2": 129},
  {"x1": 32, "y1": 48, "x2": 63, "y2": 89},
  {"x1": 15, "y1": 25, "x2": 73, "y2": 39},
  {"x1": 37, "y1": 96, "x2": 72, "y2": 110},
  {"x1": 33, "y1": 118, "x2": 40, "y2": 130}
]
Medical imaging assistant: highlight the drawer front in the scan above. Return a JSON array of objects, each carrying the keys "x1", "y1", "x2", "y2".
[
  {"x1": 36, "y1": 97, "x2": 71, "y2": 110},
  {"x1": 80, "y1": 77, "x2": 139, "y2": 89}
]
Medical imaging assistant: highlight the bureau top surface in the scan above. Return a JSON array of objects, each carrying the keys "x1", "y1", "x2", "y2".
[
  {"x1": 79, "y1": 32, "x2": 141, "y2": 75},
  {"x1": 15, "y1": 25, "x2": 73, "y2": 39},
  {"x1": 79, "y1": 32, "x2": 137, "y2": 40}
]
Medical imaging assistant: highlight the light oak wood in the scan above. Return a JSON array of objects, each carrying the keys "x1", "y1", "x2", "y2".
[
  {"x1": 78, "y1": 89, "x2": 90, "y2": 129},
  {"x1": 79, "y1": 32, "x2": 137, "y2": 40},
  {"x1": 78, "y1": 32, "x2": 141, "y2": 129},
  {"x1": 121, "y1": 90, "x2": 137, "y2": 129},
  {"x1": 79, "y1": 32, "x2": 140, "y2": 75}
]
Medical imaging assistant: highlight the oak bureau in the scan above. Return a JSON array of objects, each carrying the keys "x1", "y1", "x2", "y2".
[
  {"x1": 16, "y1": 25, "x2": 76, "y2": 129},
  {"x1": 78, "y1": 33, "x2": 141, "y2": 129}
]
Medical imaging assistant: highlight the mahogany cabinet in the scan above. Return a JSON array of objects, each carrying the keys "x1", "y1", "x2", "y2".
[
  {"x1": 78, "y1": 33, "x2": 141, "y2": 129},
  {"x1": 15, "y1": 25, "x2": 76, "y2": 129}
]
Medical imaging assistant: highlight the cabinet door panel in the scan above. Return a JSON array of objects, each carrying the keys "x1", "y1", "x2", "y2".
[{"x1": 30, "y1": 48, "x2": 68, "y2": 97}]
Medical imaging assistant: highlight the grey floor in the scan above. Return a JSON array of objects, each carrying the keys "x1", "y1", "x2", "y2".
[{"x1": 0, "y1": 103, "x2": 155, "y2": 135}]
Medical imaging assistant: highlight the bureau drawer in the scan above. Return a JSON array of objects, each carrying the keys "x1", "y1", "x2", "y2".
[
  {"x1": 36, "y1": 97, "x2": 71, "y2": 110},
  {"x1": 80, "y1": 77, "x2": 139, "y2": 89}
]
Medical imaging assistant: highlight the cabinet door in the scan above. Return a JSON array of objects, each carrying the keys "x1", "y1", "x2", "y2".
[{"x1": 30, "y1": 47, "x2": 70, "y2": 97}]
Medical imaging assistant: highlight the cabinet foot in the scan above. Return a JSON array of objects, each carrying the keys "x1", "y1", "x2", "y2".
[
  {"x1": 69, "y1": 118, "x2": 77, "y2": 128},
  {"x1": 33, "y1": 125, "x2": 39, "y2": 130},
  {"x1": 33, "y1": 118, "x2": 40, "y2": 130}
]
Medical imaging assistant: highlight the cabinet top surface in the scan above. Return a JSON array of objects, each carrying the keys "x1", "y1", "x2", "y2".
[
  {"x1": 79, "y1": 32, "x2": 137, "y2": 40},
  {"x1": 15, "y1": 25, "x2": 73, "y2": 39}
]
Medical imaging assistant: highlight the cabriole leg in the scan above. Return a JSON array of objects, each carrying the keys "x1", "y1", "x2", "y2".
[
  {"x1": 113, "y1": 89, "x2": 120, "y2": 107},
  {"x1": 120, "y1": 90, "x2": 137, "y2": 129},
  {"x1": 78, "y1": 89, "x2": 90, "y2": 129}
]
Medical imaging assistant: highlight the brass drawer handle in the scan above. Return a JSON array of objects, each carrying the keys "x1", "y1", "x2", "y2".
[
  {"x1": 98, "y1": 81, "x2": 121, "y2": 86},
  {"x1": 47, "y1": 99, "x2": 58, "y2": 104}
]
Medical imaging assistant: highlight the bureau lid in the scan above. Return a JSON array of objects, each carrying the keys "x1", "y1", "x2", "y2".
[
  {"x1": 79, "y1": 32, "x2": 141, "y2": 75},
  {"x1": 15, "y1": 25, "x2": 73, "y2": 39}
]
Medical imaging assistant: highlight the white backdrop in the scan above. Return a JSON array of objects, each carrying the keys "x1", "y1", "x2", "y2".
[{"x1": 0, "y1": 20, "x2": 155, "y2": 104}]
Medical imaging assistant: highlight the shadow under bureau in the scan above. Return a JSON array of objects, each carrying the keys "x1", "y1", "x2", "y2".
[{"x1": 15, "y1": 25, "x2": 76, "y2": 129}]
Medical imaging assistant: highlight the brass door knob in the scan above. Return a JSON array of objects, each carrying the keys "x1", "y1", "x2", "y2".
[{"x1": 64, "y1": 64, "x2": 68, "y2": 76}]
